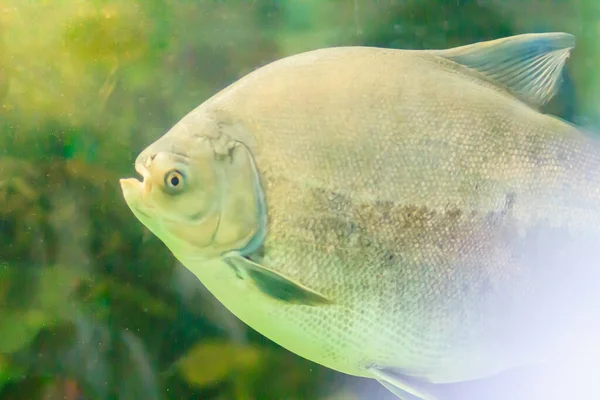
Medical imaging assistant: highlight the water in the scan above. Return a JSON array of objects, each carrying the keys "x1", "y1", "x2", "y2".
[{"x1": 0, "y1": 1, "x2": 598, "y2": 399}]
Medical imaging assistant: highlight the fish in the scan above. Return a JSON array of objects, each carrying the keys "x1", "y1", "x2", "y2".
[{"x1": 120, "y1": 32, "x2": 600, "y2": 399}]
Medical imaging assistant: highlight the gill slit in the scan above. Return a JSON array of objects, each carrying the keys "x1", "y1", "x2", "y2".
[{"x1": 209, "y1": 157, "x2": 227, "y2": 247}]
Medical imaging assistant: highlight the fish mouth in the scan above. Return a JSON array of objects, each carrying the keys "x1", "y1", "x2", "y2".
[
  {"x1": 119, "y1": 154, "x2": 157, "y2": 219},
  {"x1": 119, "y1": 164, "x2": 148, "y2": 197},
  {"x1": 119, "y1": 178, "x2": 154, "y2": 220},
  {"x1": 120, "y1": 156, "x2": 155, "y2": 197},
  {"x1": 119, "y1": 177, "x2": 143, "y2": 199},
  {"x1": 135, "y1": 156, "x2": 152, "y2": 181}
]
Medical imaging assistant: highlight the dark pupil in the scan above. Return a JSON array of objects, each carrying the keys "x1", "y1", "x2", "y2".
[{"x1": 170, "y1": 176, "x2": 180, "y2": 187}]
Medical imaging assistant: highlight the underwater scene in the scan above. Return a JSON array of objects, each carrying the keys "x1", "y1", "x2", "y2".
[{"x1": 1, "y1": 1, "x2": 600, "y2": 399}]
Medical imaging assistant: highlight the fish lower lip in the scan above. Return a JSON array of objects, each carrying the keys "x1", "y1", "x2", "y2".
[{"x1": 120, "y1": 177, "x2": 142, "y2": 194}]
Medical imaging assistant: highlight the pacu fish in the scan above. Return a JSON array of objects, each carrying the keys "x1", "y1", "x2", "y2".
[{"x1": 120, "y1": 33, "x2": 600, "y2": 399}]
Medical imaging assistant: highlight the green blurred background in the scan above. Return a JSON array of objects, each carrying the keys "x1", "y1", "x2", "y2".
[{"x1": 0, "y1": 1, "x2": 598, "y2": 399}]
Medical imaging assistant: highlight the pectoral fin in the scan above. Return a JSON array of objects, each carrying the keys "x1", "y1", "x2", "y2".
[
  {"x1": 224, "y1": 254, "x2": 332, "y2": 306},
  {"x1": 369, "y1": 366, "x2": 439, "y2": 400}
]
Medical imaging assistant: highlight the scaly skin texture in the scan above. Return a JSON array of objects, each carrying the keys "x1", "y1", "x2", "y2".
[{"x1": 133, "y1": 47, "x2": 600, "y2": 384}]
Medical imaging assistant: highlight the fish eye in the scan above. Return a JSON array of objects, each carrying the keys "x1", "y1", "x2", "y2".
[{"x1": 164, "y1": 170, "x2": 185, "y2": 192}]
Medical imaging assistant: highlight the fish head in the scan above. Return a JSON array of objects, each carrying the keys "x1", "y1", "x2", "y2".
[{"x1": 120, "y1": 119, "x2": 265, "y2": 261}]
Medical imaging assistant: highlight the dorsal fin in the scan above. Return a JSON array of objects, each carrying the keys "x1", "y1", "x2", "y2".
[{"x1": 432, "y1": 32, "x2": 575, "y2": 107}]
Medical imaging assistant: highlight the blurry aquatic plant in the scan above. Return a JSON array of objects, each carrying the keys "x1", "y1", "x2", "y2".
[
  {"x1": 63, "y1": 3, "x2": 150, "y2": 66},
  {"x1": 62, "y1": 3, "x2": 151, "y2": 104},
  {"x1": 0, "y1": 0, "x2": 168, "y2": 129}
]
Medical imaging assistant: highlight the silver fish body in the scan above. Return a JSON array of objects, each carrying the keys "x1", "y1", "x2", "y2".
[{"x1": 121, "y1": 33, "x2": 600, "y2": 399}]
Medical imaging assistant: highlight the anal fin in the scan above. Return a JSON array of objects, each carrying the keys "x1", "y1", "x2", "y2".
[{"x1": 368, "y1": 366, "x2": 439, "y2": 400}]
